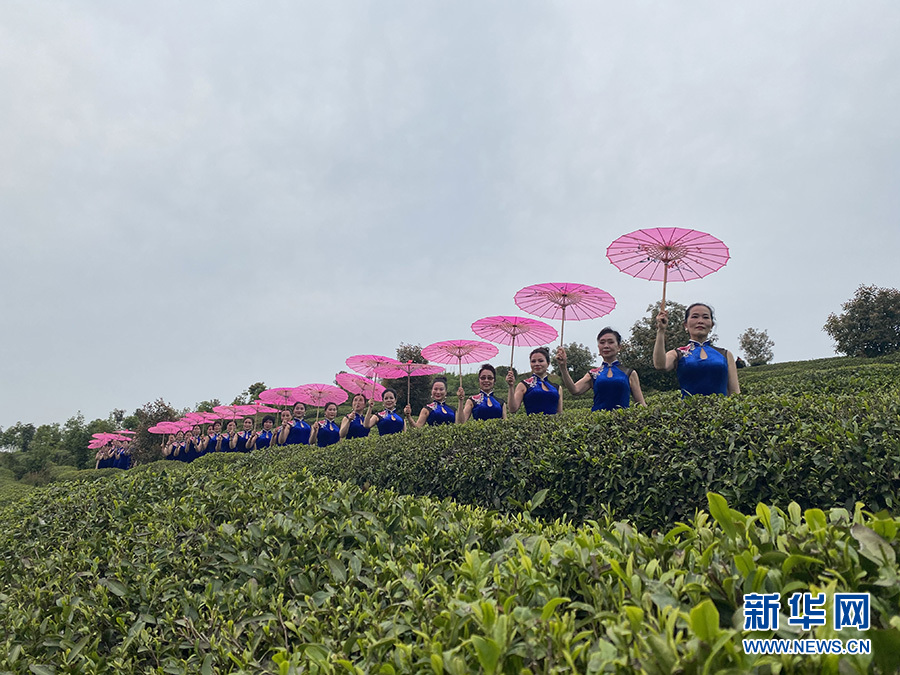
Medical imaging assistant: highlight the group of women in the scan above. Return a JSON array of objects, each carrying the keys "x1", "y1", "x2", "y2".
[
  {"x1": 95, "y1": 439, "x2": 133, "y2": 469},
  {"x1": 157, "y1": 302, "x2": 739, "y2": 460}
]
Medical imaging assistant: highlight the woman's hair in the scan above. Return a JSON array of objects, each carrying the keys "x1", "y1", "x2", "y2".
[
  {"x1": 382, "y1": 387, "x2": 397, "y2": 399},
  {"x1": 478, "y1": 363, "x2": 496, "y2": 378},
  {"x1": 324, "y1": 402, "x2": 338, "y2": 411},
  {"x1": 529, "y1": 347, "x2": 550, "y2": 361},
  {"x1": 293, "y1": 402, "x2": 306, "y2": 412},
  {"x1": 684, "y1": 303, "x2": 715, "y2": 325},
  {"x1": 597, "y1": 327, "x2": 622, "y2": 343},
  {"x1": 262, "y1": 415, "x2": 274, "y2": 425},
  {"x1": 432, "y1": 376, "x2": 447, "y2": 386}
]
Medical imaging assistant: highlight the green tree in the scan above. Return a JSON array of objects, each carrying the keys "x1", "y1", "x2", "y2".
[
  {"x1": 381, "y1": 343, "x2": 435, "y2": 413},
  {"x1": 0, "y1": 422, "x2": 36, "y2": 452},
  {"x1": 619, "y1": 302, "x2": 693, "y2": 392},
  {"x1": 550, "y1": 342, "x2": 596, "y2": 381},
  {"x1": 128, "y1": 399, "x2": 181, "y2": 465},
  {"x1": 824, "y1": 284, "x2": 900, "y2": 357},
  {"x1": 738, "y1": 328, "x2": 775, "y2": 366},
  {"x1": 231, "y1": 382, "x2": 267, "y2": 405}
]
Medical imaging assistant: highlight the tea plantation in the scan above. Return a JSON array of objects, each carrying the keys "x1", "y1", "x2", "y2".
[{"x1": 1, "y1": 354, "x2": 899, "y2": 673}]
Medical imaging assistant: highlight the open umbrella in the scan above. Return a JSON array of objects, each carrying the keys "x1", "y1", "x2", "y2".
[
  {"x1": 259, "y1": 386, "x2": 304, "y2": 408},
  {"x1": 213, "y1": 405, "x2": 247, "y2": 421},
  {"x1": 336, "y1": 372, "x2": 385, "y2": 402},
  {"x1": 345, "y1": 354, "x2": 403, "y2": 401},
  {"x1": 375, "y1": 361, "x2": 444, "y2": 404},
  {"x1": 471, "y1": 316, "x2": 558, "y2": 369},
  {"x1": 421, "y1": 339, "x2": 499, "y2": 389},
  {"x1": 606, "y1": 228, "x2": 729, "y2": 310},
  {"x1": 514, "y1": 282, "x2": 616, "y2": 346},
  {"x1": 296, "y1": 383, "x2": 348, "y2": 423}
]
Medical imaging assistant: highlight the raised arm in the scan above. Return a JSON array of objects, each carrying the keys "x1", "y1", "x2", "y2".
[{"x1": 653, "y1": 309, "x2": 678, "y2": 371}]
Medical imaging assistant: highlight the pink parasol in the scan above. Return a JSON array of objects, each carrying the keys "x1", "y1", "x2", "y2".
[
  {"x1": 375, "y1": 360, "x2": 444, "y2": 404},
  {"x1": 471, "y1": 315, "x2": 558, "y2": 369},
  {"x1": 213, "y1": 405, "x2": 246, "y2": 421},
  {"x1": 345, "y1": 354, "x2": 403, "y2": 401},
  {"x1": 259, "y1": 386, "x2": 304, "y2": 408},
  {"x1": 336, "y1": 372, "x2": 385, "y2": 402},
  {"x1": 116, "y1": 430, "x2": 136, "y2": 435},
  {"x1": 246, "y1": 401, "x2": 280, "y2": 415},
  {"x1": 514, "y1": 282, "x2": 616, "y2": 345},
  {"x1": 296, "y1": 383, "x2": 348, "y2": 423},
  {"x1": 422, "y1": 339, "x2": 499, "y2": 388},
  {"x1": 606, "y1": 228, "x2": 729, "y2": 310},
  {"x1": 148, "y1": 422, "x2": 181, "y2": 435}
]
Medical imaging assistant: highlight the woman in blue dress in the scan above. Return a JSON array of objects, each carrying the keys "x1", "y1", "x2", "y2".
[
  {"x1": 277, "y1": 404, "x2": 312, "y2": 446},
  {"x1": 557, "y1": 328, "x2": 647, "y2": 411},
  {"x1": 311, "y1": 402, "x2": 342, "y2": 447},
  {"x1": 406, "y1": 376, "x2": 457, "y2": 427},
  {"x1": 458, "y1": 364, "x2": 507, "y2": 423},
  {"x1": 230, "y1": 417, "x2": 254, "y2": 453},
  {"x1": 183, "y1": 425, "x2": 202, "y2": 462},
  {"x1": 247, "y1": 416, "x2": 275, "y2": 451},
  {"x1": 340, "y1": 394, "x2": 371, "y2": 440},
  {"x1": 653, "y1": 303, "x2": 740, "y2": 397},
  {"x1": 200, "y1": 420, "x2": 223, "y2": 455},
  {"x1": 506, "y1": 347, "x2": 561, "y2": 415},
  {"x1": 364, "y1": 388, "x2": 405, "y2": 435}
]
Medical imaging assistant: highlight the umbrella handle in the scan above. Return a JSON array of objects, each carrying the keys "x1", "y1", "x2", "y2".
[
  {"x1": 458, "y1": 357, "x2": 463, "y2": 390},
  {"x1": 661, "y1": 262, "x2": 669, "y2": 312},
  {"x1": 559, "y1": 308, "x2": 565, "y2": 413},
  {"x1": 510, "y1": 342, "x2": 515, "y2": 370},
  {"x1": 407, "y1": 374, "x2": 411, "y2": 406}
]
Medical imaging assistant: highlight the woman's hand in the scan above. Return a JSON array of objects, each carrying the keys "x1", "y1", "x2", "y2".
[
  {"x1": 404, "y1": 404, "x2": 412, "y2": 416},
  {"x1": 457, "y1": 386, "x2": 465, "y2": 399},
  {"x1": 656, "y1": 309, "x2": 668, "y2": 331},
  {"x1": 556, "y1": 346, "x2": 567, "y2": 366},
  {"x1": 505, "y1": 370, "x2": 515, "y2": 387}
]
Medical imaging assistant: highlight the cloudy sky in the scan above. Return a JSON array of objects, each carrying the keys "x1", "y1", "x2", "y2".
[{"x1": 2, "y1": 2, "x2": 898, "y2": 429}]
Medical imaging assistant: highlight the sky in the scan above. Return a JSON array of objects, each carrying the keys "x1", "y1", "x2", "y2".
[{"x1": 2, "y1": 2, "x2": 899, "y2": 429}]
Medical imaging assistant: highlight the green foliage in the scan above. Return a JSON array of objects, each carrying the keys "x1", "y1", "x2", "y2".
[
  {"x1": 232, "y1": 382, "x2": 267, "y2": 405},
  {"x1": 825, "y1": 284, "x2": 900, "y2": 357},
  {"x1": 619, "y1": 301, "x2": 692, "y2": 392},
  {"x1": 738, "y1": 327, "x2": 775, "y2": 366},
  {"x1": 550, "y1": 341, "x2": 595, "y2": 380},
  {"x1": 0, "y1": 422, "x2": 36, "y2": 452},
  {"x1": 0, "y1": 461, "x2": 897, "y2": 673}
]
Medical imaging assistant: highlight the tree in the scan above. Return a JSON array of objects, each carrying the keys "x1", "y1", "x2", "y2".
[
  {"x1": 550, "y1": 342, "x2": 596, "y2": 381},
  {"x1": 381, "y1": 343, "x2": 437, "y2": 413},
  {"x1": 619, "y1": 302, "x2": 696, "y2": 392},
  {"x1": 128, "y1": 398, "x2": 181, "y2": 465},
  {"x1": 824, "y1": 285, "x2": 900, "y2": 357},
  {"x1": 232, "y1": 382, "x2": 267, "y2": 405},
  {"x1": 738, "y1": 328, "x2": 775, "y2": 366}
]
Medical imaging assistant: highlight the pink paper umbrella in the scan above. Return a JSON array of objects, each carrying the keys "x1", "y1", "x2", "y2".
[
  {"x1": 246, "y1": 401, "x2": 280, "y2": 415},
  {"x1": 296, "y1": 383, "x2": 348, "y2": 423},
  {"x1": 514, "y1": 283, "x2": 616, "y2": 345},
  {"x1": 116, "y1": 430, "x2": 136, "y2": 435},
  {"x1": 471, "y1": 316, "x2": 558, "y2": 369},
  {"x1": 259, "y1": 386, "x2": 305, "y2": 408},
  {"x1": 606, "y1": 227, "x2": 729, "y2": 310},
  {"x1": 376, "y1": 361, "x2": 444, "y2": 404},
  {"x1": 336, "y1": 372, "x2": 385, "y2": 402},
  {"x1": 213, "y1": 405, "x2": 247, "y2": 421},
  {"x1": 345, "y1": 354, "x2": 403, "y2": 401},
  {"x1": 422, "y1": 339, "x2": 500, "y2": 388}
]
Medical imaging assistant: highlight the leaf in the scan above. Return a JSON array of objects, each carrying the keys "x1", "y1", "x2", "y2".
[
  {"x1": 871, "y1": 628, "x2": 900, "y2": 674},
  {"x1": 530, "y1": 489, "x2": 548, "y2": 509},
  {"x1": 781, "y1": 554, "x2": 824, "y2": 575},
  {"x1": 540, "y1": 597, "x2": 570, "y2": 622},
  {"x1": 804, "y1": 508, "x2": 827, "y2": 531},
  {"x1": 707, "y1": 492, "x2": 737, "y2": 539},
  {"x1": 471, "y1": 636, "x2": 501, "y2": 675},
  {"x1": 690, "y1": 599, "x2": 720, "y2": 642},
  {"x1": 851, "y1": 523, "x2": 896, "y2": 566}
]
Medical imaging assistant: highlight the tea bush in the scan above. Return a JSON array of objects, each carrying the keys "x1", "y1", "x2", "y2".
[{"x1": 1, "y1": 460, "x2": 898, "y2": 673}]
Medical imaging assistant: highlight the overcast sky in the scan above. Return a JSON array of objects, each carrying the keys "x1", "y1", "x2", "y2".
[{"x1": 2, "y1": 2, "x2": 898, "y2": 429}]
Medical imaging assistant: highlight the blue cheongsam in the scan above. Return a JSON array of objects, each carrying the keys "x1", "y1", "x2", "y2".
[
  {"x1": 676, "y1": 341, "x2": 729, "y2": 397},
  {"x1": 521, "y1": 375, "x2": 559, "y2": 415},
  {"x1": 590, "y1": 361, "x2": 631, "y2": 411},
  {"x1": 470, "y1": 391, "x2": 504, "y2": 421},
  {"x1": 425, "y1": 401, "x2": 456, "y2": 426},
  {"x1": 284, "y1": 419, "x2": 312, "y2": 446},
  {"x1": 233, "y1": 431, "x2": 251, "y2": 453},
  {"x1": 200, "y1": 434, "x2": 219, "y2": 456},
  {"x1": 183, "y1": 439, "x2": 200, "y2": 462},
  {"x1": 345, "y1": 413, "x2": 370, "y2": 439},
  {"x1": 376, "y1": 409, "x2": 404, "y2": 435},
  {"x1": 316, "y1": 419, "x2": 341, "y2": 447},
  {"x1": 255, "y1": 429, "x2": 273, "y2": 449}
]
